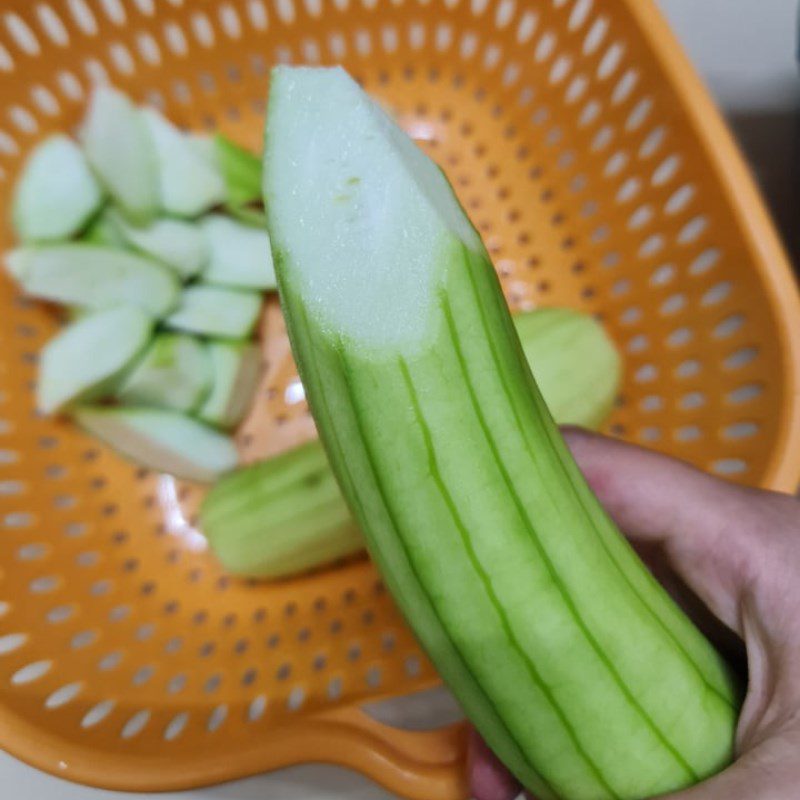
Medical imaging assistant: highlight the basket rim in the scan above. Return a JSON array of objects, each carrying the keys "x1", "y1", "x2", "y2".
[{"x1": 0, "y1": 1, "x2": 798, "y2": 798}]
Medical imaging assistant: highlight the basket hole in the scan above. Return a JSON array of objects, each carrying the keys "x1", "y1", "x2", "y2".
[
  {"x1": 626, "y1": 334, "x2": 649, "y2": 354},
  {"x1": 8, "y1": 105, "x2": 37, "y2": 134},
  {"x1": 619, "y1": 306, "x2": 641, "y2": 325},
  {"x1": 248, "y1": 695, "x2": 267, "y2": 722},
  {"x1": 5, "y1": 13, "x2": 41, "y2": 55},
  {"x1": 207, "y1": 704, "x2": 228, "y2": 732},
  {"x1": 379, "y1": 25, "x2": 396, "y2": 54},
  {"x1": 516, "y1": 9, "x2": 538, "y2": 43},
  {"x1": 219, "y1": 3, "x2": 242, "y2": 37},
  {"x1": 667, "y1": 327, "x2": 693, "y2": 347},
  {"x1": 549, "y1": 55, "x2": 571, "y2": 84},
  {"x1": 164, "y1": 712, "x2": 189, "y2": 741},
  {"x1": 354, "y1": 29, "x2": 371, "y2": 56},
  {"x1": 30, "y1": 575, "x2": 59, "y2": 593},
  {"x1": 565, "y1": 74, "x2": 587, "y2": 104},
  {"x1": 83, "y1": 57, "x2": 110, "y2": 86},
  {"x1": 304, "y1": 0, "x2": 321, "y2": 16},
  {"x1": 313, "y1": 652, "x2": 328, "y2": 671},
  {"x1": 71, "y1": 630, "x2": 97, "y2": 650},
  {"x1": 611, "y1": 68, "x2": 638, "y2": 104},
  {"x1": 99, "y1": 0, "x2": 126, "y2": 24},
  {"x1": 724, "y1": 422, "x2": 758, "y2": 440},
  {"x1": 327, "y1": 676, "x2": 343, "y2": 700},
  {"x1": 36, "y1": 4, "x2": 69, "y2": 45},
  {"x1": 247, "y1": 0, "x2": 269, "y2": 29},
  {"x1": 91, "y1": 579, "x2": 112, "y2": 597},
  {"x1": 639, "y1": 394, "x2": 662, "y2": 411},
  {"x1": 18, "y1": 543, "x2": 47, "y2": 561},
  {"x1": 676, "y1": 359, "x2": 701, "y2": 378},
  {"x1": 604, "y1": 151, "x2": 628, "y2": 177},
  {"x1": 638, "y1": 427, "x2": 661, "y2": 442},
  {"x1": 287, "y1": 686, "x2": 305, "y2": 711},
  {"x1": 4, "y1": 511, "x2": 32, "y2": 529},
  {"x1": 163, "y1": 22, "x2": 188, "y2": 55},
  {"x1": 701, "y1": 281, "x2": 732, "y2": 306},
  {"x1": 483, "y1": 43, "x2": 502, "y2": 70},
  {"x1": 0, "y1": 45, "x2": 13, "y2": 72},
  {"x1": 714, "y1": 314, "x2": 745, "y2": 339},
  {"x1": 167, "y1": 673, "x2": 187, "y2": 694},
  {"x1": 616, "y1": 176, "x2": 641, "y2": 203},
  {"x1": 680, "y1": 391, "x2": 706, "y2": 410},
  {"x1": 47, "y1": 605, "x2": 74, "y2": 624},
  {"x1": 109, "y1": 605, "x2": 130, "y2": 622},
  {"x1": 30, "y1": 85, "x2": 60, "y2": 117},
  {"x1": 650, "y1": 263, "x2": 675, "y2": 286},
  {"x1": 665, "y1": 183, "x2": 695, "y2": 215},
  {"x1": 724, "y1": 346, "x2": 758, "y2": 370},
  {"x1": 578, "y1": 99, "x2": 600, "y2": 128},
  {"x1": 435, "y1": 22, "x2": 453, "y2": 50},
  {"x1": 568, "y1": 0, "x2": 592, "y2": 30},
  {"x1": 81, "y1": 700, "x2": 115, "y2": 728},
  {"x1": 712, "y1": 458, "x2": 747, "y2": 476},
  {"x1": 121, "y1": 709, "x2": 150, "y2": 739},
  {"x1": 459, "y1": 31, "x2": 478, "y2": 59},
  {"x1": 625, "y1": 97, "x2": 653, "y2": 132},
  {"x1": 204, "y1": 674, "x2": 222, "y2": 693},
  {"x1": 597, "y1": 42, "x2": 624, "y2": 80},
  {"x1": 0, "y1": 449, "x2": 18, "y2": 464},
  {"x1": 136, "y1": 623, "x2": 155, "y2": 641},
  {"x1": 627, "y1": 204, "x2": 652, "y2": 230},
  {"x1": 583, "y1": 15, "x2": 608, "y2": 55},
  {"x1": 493, "y1": 0, "x2": 515, "y2": 27},
  {"x1": 136, "y1": 32, "x2": 160, "y2": 64},
  {"x1": 45, "y1": 681, "x2": 83, "y2": 709},
  {"x1": 675, "y1": 425, "x2": 701, "y2": 442},
  {"x1": 660, "y1": 293, "x2": 686, "y2": 315},
  {"x1": 133, "y1": 665, "x2": 155, "y2": 686},
  {"x1": 191, "y1": 12, "x2": 215, "y2": 46},
  {"x1": 133, "y1": 0, "x2": 155, "y2": 14},
  {"x1": 12, "y1": 660, "x2": 51, "y2": 686},
  {"x1": 108, "y1": 42, "x2": 134, "y2": 74},
  {"x1": 611, "y1": 279, "x2": 631, "y2": 297},
  {"x1": 0, "y1": 633, "x2": 27, "y2": 655},
  {"x1": 534, "y1": 30, "x2": 557, "y2": 62},
  {"x1": 728, "y1": 383, "x2": 763, "y2": 404},
  {"x1": 690, "y1": 248, "x2": 720, "y2": 275},
  {"x1": 404, "y1": 655, "x2": 422, "y2": 677},
  {"x1": 639, "y1": 126, "x2": 665, "y2": 159},
  {"x1": 634, "y1": 364, "x2": 658, "y2": 383},
  {"x1": 56, "y1": 70, "x2": 84, "y2": 102},
  {"x1": 677, "y1": 215, "x2": 708, "y2": 244},
  {"x1": 98, "y1": 651, "x2": 123, "y2": 672},
  {"x1": 591, "y1": 125, "x2": 613, "y2": 151},
  {"x1": 0, "y1": 131, "x2": 19, "y2": 156},
  {"x1": 652, "y1": 154, "x2": 680, "y2": 186},
  {"x1": 0, "y1": 481, "x2": 24, "y2": 496},
  {"x1": 164, "y1": 636, "x2": 183, "y2": 654},
  {"x1": 590, "y1": 223, "x2": 608, "y2": 242},
  {"x1": 602, "y1": 251, "x2": 620, "y2": 268},
  {"x1": 638, "y1": 234, "x2": 664, "y2": 258}
]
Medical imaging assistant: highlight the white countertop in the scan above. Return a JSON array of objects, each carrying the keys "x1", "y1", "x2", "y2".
[{"x1": 2, "y1": 1, "x2": 797, "y2": 798}]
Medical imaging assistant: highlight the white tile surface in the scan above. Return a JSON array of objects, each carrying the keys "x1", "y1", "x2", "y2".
[{"x1": 2, "y1": 1, "x2": 797, "y2": 797}]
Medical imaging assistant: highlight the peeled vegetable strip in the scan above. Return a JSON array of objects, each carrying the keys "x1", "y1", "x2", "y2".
[
  {"x1": 13, "y1": 135, "x2": 103, "y2": 242},
  {"x1": 264, "y1": 66, "x2": 738, "y2": 800}
]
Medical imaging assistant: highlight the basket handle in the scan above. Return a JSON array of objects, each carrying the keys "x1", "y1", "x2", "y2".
[{"x1": 307, "y1": 705, "x2": 469, "y2": 800}]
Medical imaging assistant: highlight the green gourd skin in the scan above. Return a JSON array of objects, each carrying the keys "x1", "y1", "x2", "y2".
[
  {"x1": 201, "y1": 307, "x2": 621, "y2": 581},
  {"x1": 264, "y1": 66, "x2": 739, "y2": 800}
]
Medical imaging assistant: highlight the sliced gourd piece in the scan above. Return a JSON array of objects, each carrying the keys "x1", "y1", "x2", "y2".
[
  {"x1": 118, "y1": 333, "x2": 212, "y2": 412},
  {"x1": 199, "y1": 307, "x2": 621, "y2": 579},
  {"x1": 13, "y1": 134, "x2": 103, "y2": 242},
  {"x1": 213, "y1": 133, "x2": 262, "y2": 208},
  {"x1": 80, "y1": 210, "x2": 127, "y2": 247},
  {"x1": 201, "y1": 214, "x2": 276, "y2": 289},
  {"x1": 198, "y1": 341, "x2": 261, "y2": 428},
  {"x1": 109, "y1": 209, "x2": 208, "y2": 279},
  {"x1": 165, "y1": 284, "x2": 262, "y2": 338},
  {"x1": 142, "y1": 108, "x2": 226, "y2": 217},
  {"x1": 516, "y1": 307, "x2": 622, "y2": 429},
  {"x1": 73, "y1": 406, "x2": 238, "y2": 482},
  {"x1": 265, "y1": 66, "x2": 738, "y2": 800},
  {"x1": 79, "y1": 86, "x2": 159, "y2": 222},
  {"x1": 201, "y1": 440, "x2": 361, "y2": 579},
  {"x1": 37, "y1": 306, "x2": 153, "y2": 414},
  {"x1": 7, "y1": 244, "x2": 179, "y2": 317}
]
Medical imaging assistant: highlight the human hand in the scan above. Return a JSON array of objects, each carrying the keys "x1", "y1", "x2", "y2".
[{"x1": 470, "y1": 427, "x2": 800, "y2": 800}]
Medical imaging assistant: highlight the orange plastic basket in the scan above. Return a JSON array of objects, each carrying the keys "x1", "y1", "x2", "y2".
[{"x1": 0, "y1": 1, "x2": 798, "y2": 798}]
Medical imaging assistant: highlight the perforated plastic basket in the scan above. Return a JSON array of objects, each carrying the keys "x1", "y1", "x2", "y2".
[{"x1": 0, "y1": 1, "x2": 798, "y2": 798}]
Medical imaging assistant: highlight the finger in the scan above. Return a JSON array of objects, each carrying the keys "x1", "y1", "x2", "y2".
[
  {"x1": 561, "y1": 427, "x2": 769, "y2": 634},
  {"x1": 468, "y1": 729, "x2": 525, "y2": 800}
]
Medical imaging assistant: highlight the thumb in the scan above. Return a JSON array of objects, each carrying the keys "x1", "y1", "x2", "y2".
[{"x1": 561, "y1": 427, "x2": 761, "y2": 636}]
